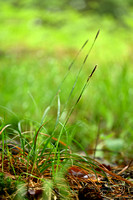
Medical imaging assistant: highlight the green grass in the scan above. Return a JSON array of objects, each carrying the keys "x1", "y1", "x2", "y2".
[
  {"x1": 1, "y1": 122, "x2": 109, "y2": 199},
  {"x1": 0, "y1": 3, "x2": 133, "y2": 159}
]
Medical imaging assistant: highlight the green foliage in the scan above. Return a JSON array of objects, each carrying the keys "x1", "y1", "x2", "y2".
[
  {"x1": 1, "y1": 0, "x2": 133, "y2": 17},
  {"x1": 0, "y1": 173, "x2": 26, "y2": 199},
  {"x1": 0, "y1": 3, "x2": 133, "y2": 159},
  {"x1": 0, "y1": 173, "x2": 16, "y2": 195}
]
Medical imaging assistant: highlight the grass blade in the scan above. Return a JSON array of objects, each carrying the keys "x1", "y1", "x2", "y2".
[
  {"x1": 41, "y1": 106, "x2": 51, "y2": 125},
  {"x1": 54, "y1": 94, "x2": 61, "y2": 129}
]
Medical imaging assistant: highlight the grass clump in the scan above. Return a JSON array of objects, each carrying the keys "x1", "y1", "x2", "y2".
[
  {"x1": 0, "y1": 32, "x2": 133, "y2": 199},
  {"x1": 1, "y1": 4, "x2": 133, "y2": 163}
]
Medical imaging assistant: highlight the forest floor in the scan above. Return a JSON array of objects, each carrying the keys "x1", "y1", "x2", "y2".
[{"x1": 0, "y1": 141, "x2": 133, "y2": 200}]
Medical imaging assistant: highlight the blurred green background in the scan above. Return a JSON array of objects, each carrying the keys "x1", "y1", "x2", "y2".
[{"x1": 0, "y1": 0, "x2": 133, "y2": 160}]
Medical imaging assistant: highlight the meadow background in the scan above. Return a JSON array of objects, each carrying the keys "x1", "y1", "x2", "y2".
[{"x1": 0, "y1": 0, "x2": 133, "y2": 161}]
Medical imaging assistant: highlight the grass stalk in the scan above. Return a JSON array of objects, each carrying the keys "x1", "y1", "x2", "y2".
[
  {"x1": 62, "y1": 30, "x2": 100, "y2": 112},
  {"x1": 52, "y1": 65, "x2": 97, "y2": 177},
  {"x1": 0, "y1": 124, "x2": 11, "y2": 172}
]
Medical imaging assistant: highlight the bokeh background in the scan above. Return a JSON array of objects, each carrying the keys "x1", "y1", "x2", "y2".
[{"x1": 0, "y1": 0, "x2": 133, "y2": 160}]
